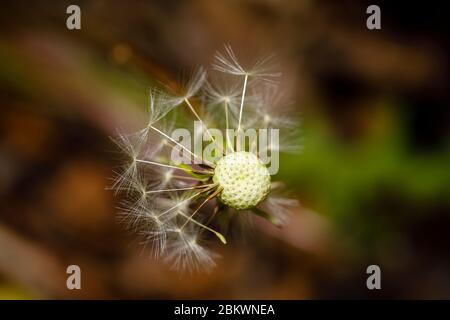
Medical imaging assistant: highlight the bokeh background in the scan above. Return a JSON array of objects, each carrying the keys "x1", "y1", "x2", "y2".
[{"x1": 0, "y1": 0, "x2": 449, "y2": 299}]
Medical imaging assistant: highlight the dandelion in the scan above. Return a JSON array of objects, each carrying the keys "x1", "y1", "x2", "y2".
[{"x1": 112, "y1": 45, "x2": 300, "y2": 272}]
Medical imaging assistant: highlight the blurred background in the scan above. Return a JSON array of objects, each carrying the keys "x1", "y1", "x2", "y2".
[{"x1": 0, "y1": 0, "x2": 449, "y2": 299}]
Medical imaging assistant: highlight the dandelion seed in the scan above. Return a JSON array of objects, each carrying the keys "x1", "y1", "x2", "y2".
[
  {"x1": 212, "y1": 44, "x2": 282, "y2": 80},
  {"x1": 164, "y1": 67, "x2": 221, "y2": 150},
  {"x1": 110, "y1": 132, "x2": 143, "y2": 194},
  {"x1": 164, "y1": 225, "x2": 217, "y2": 273},
  {"x1": 212, "y1": 45, "x2": 282, "y2": 149}
]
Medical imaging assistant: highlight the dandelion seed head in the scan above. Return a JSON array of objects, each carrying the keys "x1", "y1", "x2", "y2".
[
  {"x1": 112, "y1": 45, "x2": 300, "y2": 273},
  {"x1": 213, "y1": 151, "x2": 271, "y2": 210}
]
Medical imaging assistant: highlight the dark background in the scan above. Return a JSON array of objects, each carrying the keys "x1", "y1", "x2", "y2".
[{"x1": 0, "y1": 1, "x2": 449, "y2": 299}]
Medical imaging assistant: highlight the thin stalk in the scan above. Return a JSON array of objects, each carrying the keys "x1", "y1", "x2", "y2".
[
  {"x1": 224, "y1": 100, "x2": 234, "y2": 152},
  {"x1": 237, "y1": 74, "x2": 248, "y2": 132},
  {"x1": 135, "y1": 159, "x2": 212, "y2": 175},
  {"x1": 199, "y1": 205, "x2": 220, "y2": 237},
  {"x1": 177, "y1": 210, "x2": 226, "y2": 244},
  {"x1": 171, "y1": 175, "x2": 210, "y2": 182},
  {"x1": 180, "y1": 187, "x2": 222, "y2": 230},
  {"x1": 149, "y1": 125, "x2": 210, "y2": 165},
  {"x1": 237, "y1": 73, "x2": 248, "y2": 150},
  {"x1": 184, "y1": 98, "x2": 225, "y2": 155},
  {"x1": 145, "y1": 183, "x2": 215, "y2": 195},
  {"x1": 157, "y1": 185, "x2": 215, "y2": 218}
]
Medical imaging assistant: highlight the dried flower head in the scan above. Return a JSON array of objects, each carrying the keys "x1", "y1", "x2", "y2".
[{"x1": 112, "y1": 45, "x2": 300, "y2": 272}]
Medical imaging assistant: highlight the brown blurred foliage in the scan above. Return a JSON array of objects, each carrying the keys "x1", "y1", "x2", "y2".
[{"x1": 0, "y1": 0, "x2": 448, "y2": 299}]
